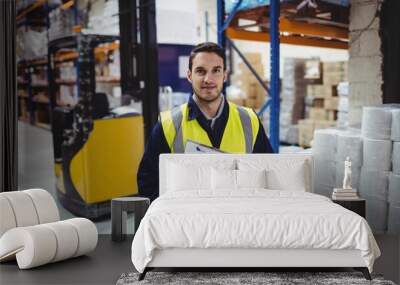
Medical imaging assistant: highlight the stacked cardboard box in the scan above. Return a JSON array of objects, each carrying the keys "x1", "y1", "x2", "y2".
[
  {"x1": 304, "y1": 59, "x2": 323, "y2": 84},
  {"x1": 298, "y1": 119, "x2": 336, "y2": 148},
  {"x1": 279, "y1": 58, "x2": 308, "y2": 143},
  {"x1": 300, "y1": 61, "x2": 348, "y2": 147},
  {"x1": 232, "y1": 53, "x2": 266, "y2": 109},
  {"x1": 336, "y1": 82, "x2": 349, "y2": 128},
  {"x1": 323, "y1": 61, "x2": 348, "y2": 85}
]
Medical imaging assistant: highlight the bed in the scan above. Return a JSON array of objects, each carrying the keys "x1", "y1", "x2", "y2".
[{"x1": 131, "y1": 154, "x2": 380, "y2": 280}]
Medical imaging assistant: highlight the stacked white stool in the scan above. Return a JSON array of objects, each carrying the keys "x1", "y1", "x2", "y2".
[{"x1": 0, "y1": 189, "x2": 98, "y2": 269}]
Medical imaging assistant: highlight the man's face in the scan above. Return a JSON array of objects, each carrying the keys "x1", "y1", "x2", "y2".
[{"x1": 187, "y1": 52, "x2": 227, "y2": 103}]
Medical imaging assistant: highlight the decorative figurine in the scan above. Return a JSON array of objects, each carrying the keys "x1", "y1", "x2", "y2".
[{"x1": 343, "y1": 156, "x2": 352, "y2": 190}]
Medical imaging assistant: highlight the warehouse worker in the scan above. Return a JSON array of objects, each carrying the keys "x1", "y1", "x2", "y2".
[{"x1": 137, "y1": 42, "x2": 273, "y2": 201}]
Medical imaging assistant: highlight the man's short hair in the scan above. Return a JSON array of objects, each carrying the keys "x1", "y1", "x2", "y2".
[{"x1": 189, "y1": 42, "x2": 226, "y2": 71}]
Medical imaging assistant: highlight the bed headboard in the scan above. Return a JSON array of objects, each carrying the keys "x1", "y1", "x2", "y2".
[{"x1": 159, "y1": 154, "x2": 314, "y2": 196}]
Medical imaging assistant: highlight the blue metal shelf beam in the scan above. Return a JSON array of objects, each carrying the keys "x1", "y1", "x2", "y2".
[{"x1": 269, "y1": 0, "x2": 280, "y2": 153}]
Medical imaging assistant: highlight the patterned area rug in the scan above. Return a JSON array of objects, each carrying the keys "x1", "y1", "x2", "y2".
[{"x1": 116, "y1": 271, "x2": 396, "y2": 285}]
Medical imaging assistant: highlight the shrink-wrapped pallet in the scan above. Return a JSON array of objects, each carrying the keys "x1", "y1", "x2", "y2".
[
  {"x1": 391, "y1": 109, "x2": 400, "y2": 141},
  {"x1": 363, "y1": 138, "x2": 392, "y2": 171},
  {"x1": 387, "y1": 202, "x2": 400, "y2": 234},
  {"x1": 313, "y1": 159, "x2": 336, "y2": 197},
  {"x1": 359, "y1": 168, "x2": 389, "y2": 200},
  {"x1": 364, "y1": 195, "x2": 388, "y2": 233},
  {"x1": 361, "y1": 107, "x2": 392, "y2": 140},
  {"x1": 393, "y1": 142, "x2": 400, "y2": 175},
  {"x1": 388, "y1": 173, "x2": 400, "y2": 203},
  {"x1": 312, "y1": 129, "x2": 339, "y2": 162},
  {"x1": 336, "y1": 131, "x2": 363, "y2": 166}
]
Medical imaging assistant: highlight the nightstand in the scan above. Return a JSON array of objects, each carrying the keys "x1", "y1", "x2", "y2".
[
  {"x1": 111, "y1": 197, "x2": 150, "y2": 242},
  {"x1": 332, "y1": 198, "x2": 366, "y2": 218}
]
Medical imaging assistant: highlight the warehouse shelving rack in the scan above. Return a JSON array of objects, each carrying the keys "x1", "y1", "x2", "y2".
[
  {"x1": 16, "y1": 1, "x2": 50, "y2": 128},
  {"x1": 47, "y1": 34, "x2": 119, "y2": 160},
  {"x1": 217, "y1": 0, "x2": 349, "y2": 152},
  {"x1": 17, "y1": 58, "x2": 50, "y2": 128},
  {"x1": 16, "y1": 0, "x2": 76, "y2": 129}
]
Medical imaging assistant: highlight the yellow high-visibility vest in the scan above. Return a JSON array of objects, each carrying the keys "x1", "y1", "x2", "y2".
[{"x1": 160, "y1": 102, "x2": 259, "y2": 153}]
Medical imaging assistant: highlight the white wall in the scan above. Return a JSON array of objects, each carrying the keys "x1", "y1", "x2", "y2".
[
  {"x1": 196, "y1": 0, "x2": 218, "y2": 43},
  {"x1": 156, "y1": 0, "x2": 199, "y2": 45},
  {"x1": 348, "y1": 0, "x2": 382, "y2": 126}
]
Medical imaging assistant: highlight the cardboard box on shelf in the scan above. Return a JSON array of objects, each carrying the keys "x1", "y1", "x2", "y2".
[
  {"x1": 314, "y1": 120, "x2": 336, "y2": 129},
  {"x1": 245, "y1": 97, "x2": 263, "y2": 109},
  {"x1": 237, "y1": 62, "x2": 265, "y2": 78},
  {"x1": 309, "y1": 107, "x2": 327, "y2": 121},
  {"x1": 312, "y1": 98, "x2": 325, "y2": 108},
  {"x1": 298, "y1": 118, "x2": 336, "y2": 147},
  {"x1": 323, "y1": 61, "x2": 348, "y2": 74},
  {"x1": 291, "y1": 97, "x2": 305, "y2": 124},
  {"x1": 322, "y1": 62, "x2": 347, "y2": 85},
  {"x1": 19, "y1": 99, "x2": 28, "y2": 120},
  {"x1": 242, "y1": 53, "x2": 262, "y2": 65},
  {"x1": 298, "y1": 119, "x2": 315, "y2": 148},
  {"x1": 245, "y1": 88, "x2": 265, "y2": 109},
  {"x1": 307, "y1": 84, "x2": 337, "y2": 98},
  {"x1": 324, "y1": 97, "x2": 339, "y2": 110},
  {"x1": 327, "y1": 110, "x2": 338, "y2": 121},
  {"x1": 228, "y1": 98, "x2": 245, "y2": 106},
  {"x1": 304, "y1": 59, "x2": 322, "y2": 84},
  {"x1": 323, "y1": 72, "x2": 347, "y2": 85}
]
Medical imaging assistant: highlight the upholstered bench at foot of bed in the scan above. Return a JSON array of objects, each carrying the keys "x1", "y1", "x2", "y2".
[{"x1": 0, "y1": 218, "x2": 98, "y2": 269}]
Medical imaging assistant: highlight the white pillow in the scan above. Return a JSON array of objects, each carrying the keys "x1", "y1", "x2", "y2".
[
  {"x1": 211, "y1": 168, "x2": 236, "y2": 190},
  {"x1": 167, "y1": 162, "x2": 210, "y2": 191},
  {"x1": 236, "y1": 169, "x2": 267, "y2": 189},
  {"x1": 237, "y1": 158, "x2": 309, "y2": 191}
]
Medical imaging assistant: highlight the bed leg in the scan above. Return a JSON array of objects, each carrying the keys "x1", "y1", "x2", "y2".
[
  {"x1": 138, "y1": 268, "x2": 148, "y2": 281},
  {"x1": 354, "y1": 267, "x2": 371, "y2": 280}
]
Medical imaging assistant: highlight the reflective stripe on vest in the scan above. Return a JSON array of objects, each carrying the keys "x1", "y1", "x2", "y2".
[{"x1": 160, "y1": 102, "x2": 259, "y2": 153}]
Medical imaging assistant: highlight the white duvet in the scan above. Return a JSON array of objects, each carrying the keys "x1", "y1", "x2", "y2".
[{"x1": 131, "y1": 190, "x2": 380, "y2": 273}]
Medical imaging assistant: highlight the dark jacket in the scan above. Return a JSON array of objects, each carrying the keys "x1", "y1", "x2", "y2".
[{"x1": 137, "y1": 96, "x2": 274, "y2": 201}]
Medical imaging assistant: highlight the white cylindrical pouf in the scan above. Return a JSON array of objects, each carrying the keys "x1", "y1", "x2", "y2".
[
  {"x1": 64, "y1": 218, "x2": 98, "y2": 257},
  {"x1": 393, "y1": 142, "x2": 400, "y2": 175},
  {"x1": 336, "y1": 131, "x2": 363, "y2": 166},
  {"x1": 0, "y1": 196, "x2": 17, "y2": 238},
  {"x1": 1, "y1": 192, "x2": 39, "y2": 227},
  {"x1": 359, "y1": 168, "x2": 390, "y2": 200},
  {"x1": 24, "y1": 189, "x2": 60, "y2": 224},
  {"x1": 0, "y1": 218, "x2": 97, "y2": 269},
  {"x1": 0, "y1": 226, "x2": 58, "y2": 269},
  {"x1": 391, "y1": 109, "x2": 400, "y2": 141},
  {"x1": 312, "y1": 129, "x2": 339, "y2": 162},
  {"x1": 363, "y1": 138, "x2": 392, "y2": 171},
  {"x1": 42, "y1": 221, "x2": 79, "y2": 263},
  {"x1": 388, "y1": 173, "x2": 400, "y2": 203},
  {"x1": 361, "y1": 106, "x2": 392, "y2": 139}
]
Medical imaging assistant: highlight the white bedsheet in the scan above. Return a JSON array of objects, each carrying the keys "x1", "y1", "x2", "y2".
[{"x1": 131, "y1": 190, "x2": 380, "y2": 273}]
